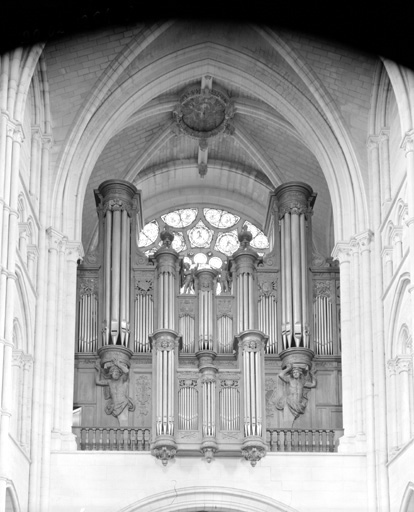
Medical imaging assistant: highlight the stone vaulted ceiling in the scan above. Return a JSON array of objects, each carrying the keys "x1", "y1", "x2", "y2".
[{"x1": 44, "y1": 20, "x2": 379, "y2": 258}]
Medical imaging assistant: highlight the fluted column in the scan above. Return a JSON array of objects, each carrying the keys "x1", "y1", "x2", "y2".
[
  {"x1": 150, "y1": 329, "x2": 181, "y2": 465},
  {"x1": 236, "y1": 330, "x2": 268, "y2": 466}
]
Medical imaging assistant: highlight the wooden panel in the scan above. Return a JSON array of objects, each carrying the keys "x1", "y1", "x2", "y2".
[
  {"x1": 75, "y1": 369, "x2": 97, "y2": 404},
  {"x1": 132, "y1": 371, "x2": 152, "y2": 427},
  {"x1": 315, "y1": 370, "x2": 338, "y2": 405}
]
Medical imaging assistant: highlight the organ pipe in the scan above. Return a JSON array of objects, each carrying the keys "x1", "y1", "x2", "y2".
[
  {"x1": 94, "y1": 180, "x2": 142, "y2": 349},
  {"x1": 236, "y1": 330, "x2": 268, "y2": 466},
  {"x1": 273, "y1": 183, "x2": 316, "y2": 350}
]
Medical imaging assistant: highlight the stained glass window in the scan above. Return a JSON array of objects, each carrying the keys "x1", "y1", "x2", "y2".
[
  {"x1": 162, "y1": 208, "x2": 197, "y2": 228},
  {"x1": 204, "y1": 208, "x2": 239, "y2": 229},
  {"x1": 209, "y1": 256, "x2": 223, "y2": 269},
  {"x1": 172, "y1": 231, "x2": 186, "y2": 252},
  {"x1": 188, "y1": 221, "x2": 213, "y2": 248},
  {"x1": 138, "y1": 208, "x2": 269, "y2": 266},
  {"x1": 243, "y1": 221, "x2": 269, "y2": 250},
  {"x1": 215, "y1": 230, "x2": 240, "y2": 256},
  {"x1": 138, "y1": 220, "x2": 159, "y2": 247},
  {"x1": 194, "y1": 253, "x2": 207, "y2": 264}
]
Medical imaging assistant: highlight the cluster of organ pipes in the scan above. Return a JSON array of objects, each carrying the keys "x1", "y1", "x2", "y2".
[
  {"x1": 236, "y1": 271, "x2": 255, "y2": 333},
  {"x1": 155, "y1": 347, "x2": 175, "y2": 436},
  {"x1": 242, "y1": 348, "x2": 263, "y2": 437},
  {"x1": 313, "y1": 295, "x2": 333, "y2": 355},
  {"x1": 220, "y1": 385, "x2": 240, "y2": 430},
  {"x1": 178, "y1": 385, "x2": 198, "y2": 430},
  {"x1": 280, "y1": 211, "x2": 309, "y2": 350},
  {"x1": 134, "y1": 294, "x2": 153, "y2": 352},
  {"x1": 258, "y1": 295, "x2": 278, "y2": 354},
  {"x1": 217, "y1": 315, "x2": 233, "y2": 353},
  {"x1": 179, "y1": 315, "x2": 195, "y2": 353},
  {"x1": 77, "y1": 293, "x2": 98, "y2": 353},
  {"x1": 198, "y1": 288, "x2": 214, "y2": 350},
  {"x1": 158, "y1": 270, "x2": 175, "y2": 330},
  {"x1": 202, "y1": 379, "x2": 216, "y2": 437},
  {"x1": 103, "y1": 207, "x2": 131, "y2": 346}
]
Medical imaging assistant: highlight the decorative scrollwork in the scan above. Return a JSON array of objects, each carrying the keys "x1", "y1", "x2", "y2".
[
  {"x1": 79, "y1": 278, "x2": 98, "y2": 296},
  {"x1": 135, "y1": 274, "x2": 153, "y2": 297},
  {"x1": 313, "y1": 280, "x2": 331, "y2": 298},
  {"x1": 257, "y1": 273, "x2": 277, "y2": 298}
]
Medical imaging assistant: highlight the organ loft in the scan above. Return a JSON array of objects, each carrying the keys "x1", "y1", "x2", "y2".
[{"x1": 73, "y1": 179, "x2": 342, "y2": 465}]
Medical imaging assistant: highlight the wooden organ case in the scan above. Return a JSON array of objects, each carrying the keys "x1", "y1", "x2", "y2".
[{"x1": 73, "y1": 180, "x2": 342, "y2": 464}]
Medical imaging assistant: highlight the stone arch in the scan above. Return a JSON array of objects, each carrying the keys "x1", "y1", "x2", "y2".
[
  {"x1": 401, "y1": 482, "x2": 414, "y2": 512},
  {"x1": 118, "y1": 486, "x2": 299, "y2": 512},
  {"x1": 53, "y1": 40, "x2": 368, "y2": 243},
  {"x1": 5, "y1": 482, "x2": 20, "y2": 512},
  {"x1": 387, "y1": 273, "x2": 411, "y2": 359}
]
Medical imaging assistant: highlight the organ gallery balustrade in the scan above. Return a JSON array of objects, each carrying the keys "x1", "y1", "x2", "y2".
[{"x1": 74, "y1": 180, "x2": 342, "y2": 464}]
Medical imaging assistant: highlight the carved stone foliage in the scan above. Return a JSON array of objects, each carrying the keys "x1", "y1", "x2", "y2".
[
  {"x1": 135, "y1": 273, "x2": 154, "y2": 297},
  {"x1": 179, "y1": 298, "x2": 196, "y2": 318},
  {"x1": 102, "y1": 198, "x2": 133, "y2": 214},
  {"x1": 219, "y1": 373, "x2": 240, "y2": 388},
  {"x1": 178, "y1": 373, "x2": 198, "y2": 388},
  {"x1": 257, "y1": 273, "x2": 277, "y2": 299},
  {"x1": 217, "y1": 298, "x2": 233, "y2": 318},
  {"x1": 79, "y1": 277, "x2": 98, "y2": 297},
  {"x1": 313, "y1": 280, "x2": 331, "y2": 299},
  {"x1": 135, "y1": 375, "x2": 151, "y2": 417},
  {"x1": 242, "y1": 445, "x2": 266, "y2": 467}
]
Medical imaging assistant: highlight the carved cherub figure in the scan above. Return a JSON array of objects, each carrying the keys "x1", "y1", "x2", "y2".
[
  {"x1": 95, "y1": 356, "x2": 135, "y2": 426},
  {"x1": 276, "y1": 363, "x2": 316, "y2": 424},
  {"x1": 181, "y1": 262, "x2": 195, "y2": 294}
]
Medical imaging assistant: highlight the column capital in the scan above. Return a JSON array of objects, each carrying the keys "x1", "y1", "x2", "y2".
[
  {"x1": 354, "y1": 230, "x2": 374, "y2": 252},
  {"x1": 46, "y1": 227, "x2": 66, "y2": 251},
  {"x1": 235, "y1": 330, "x2": 268, "y2": 353},
  {"x1": 65, "y1": 240, "x2": 84, "y2": 263},
  {"x1": 27, "y1": 244, "x2": 39, "y2": 260},
  {"x1": 387, "y1": 358, "x2": 397, "y2": 376},
  {"x1": 366, "y1": 134, "x2": 380, "y2": 150},
  {"x1": 396, "y1": 355, "x2": 412, "y2": 373},
  {"x1": 41, "y1": 134, "x2": 54, "y2": 149},
  {"x1": 18, "y1": 222, "x2": 31, "y2": 238},
  {"x1": 331, "y1": 241, "x2": 353, "y2": 264},
  {"x1": 149, "y1": 329, "x2": 182, "y2": 352},
  {"x1": 12, "y1": 350, "x2": 24, "y2": 366},
  {"x1": 379, "y1": 128, "x2": 390, "y2": 140},
  {"x1": 31, "y1": 125, "x2": 42, "y2": 141},
  {"x1": 401, "y1": 130, "x2": 414, "y2": 154}
]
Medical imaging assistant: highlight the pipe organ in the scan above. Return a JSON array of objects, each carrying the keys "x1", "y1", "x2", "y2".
[{"x1": 74, "y1": 180, "x2": 342, "y2": 465}]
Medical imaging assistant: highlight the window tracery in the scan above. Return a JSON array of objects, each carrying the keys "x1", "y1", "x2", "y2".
[{"x1": 138, "y1": 207, "x2": 269, "y2": 269}]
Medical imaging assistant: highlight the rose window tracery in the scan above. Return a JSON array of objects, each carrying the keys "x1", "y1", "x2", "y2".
[{"x1": 138, "y1": 207, "x2": 269, "y2": 269}]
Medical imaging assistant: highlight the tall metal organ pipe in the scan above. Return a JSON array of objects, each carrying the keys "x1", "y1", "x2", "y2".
[
  {"x1": 274, "y1": 183, "x2": 316, "y2": 351},
  {"x1": 94, "y1": 180, "x2": 142, "y2": 348}
]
